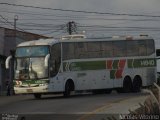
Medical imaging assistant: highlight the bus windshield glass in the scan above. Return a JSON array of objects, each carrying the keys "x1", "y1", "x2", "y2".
[
  {"x1": 16, "y1": 46, "x2": 49, "y2": 57},
  {"x1": 14, "y1": 46, "x2": 49, "y2": 80},
  {"x1": 14, "y1": 57, "x2": 48, "y2": 80}
]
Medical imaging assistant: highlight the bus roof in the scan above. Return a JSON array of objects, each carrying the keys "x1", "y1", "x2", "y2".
[
  {"x1": 17, "y1": 38, "x2": 58, "y2": 47},
  {"x1": 17, "y1": 35, "x2": 154, "y2": 47}
]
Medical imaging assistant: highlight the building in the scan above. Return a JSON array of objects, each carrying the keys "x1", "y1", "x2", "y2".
[{"x1": 0, "y1": 27, "x2": 49, "y2": 95}]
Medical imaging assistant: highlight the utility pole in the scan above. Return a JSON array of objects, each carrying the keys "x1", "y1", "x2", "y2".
[
  {"x1": 9, "y1": 15, "x2": 18, "y2": 95},
  {"x1": 14, "y1": 15, "x2": 18, "y2": 38},
  {"x1": 14, "y1": 15, "x2": 18, "y2": 30}
]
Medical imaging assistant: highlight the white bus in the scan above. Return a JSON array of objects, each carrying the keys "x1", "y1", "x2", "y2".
[
  {"x1": 6, "y1": 35, "x2": 157, "y2": 98},
  {"x1": 156, "y1": 49, "x2": 160, "y2": 84}
]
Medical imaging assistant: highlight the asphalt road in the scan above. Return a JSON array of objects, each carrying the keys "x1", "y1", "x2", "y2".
[{"x1": 0, "y1": 91, "x2": 149, "y2": 120}]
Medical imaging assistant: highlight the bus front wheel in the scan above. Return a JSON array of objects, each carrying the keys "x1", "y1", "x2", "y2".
[{"x1": 63, "y1": 80, "x2": 74, "y2": 97}]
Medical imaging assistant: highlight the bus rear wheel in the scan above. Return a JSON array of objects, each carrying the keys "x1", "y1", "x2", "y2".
[
  {"x1": 123, "y1": 76, "x2": 133, "y2": 93},
  {"x1": 132, "y1": 76, "x2": 142, "y2": 92},
  {"x1": 34, "y1": 93, "x2": 41, "y2": 99}
]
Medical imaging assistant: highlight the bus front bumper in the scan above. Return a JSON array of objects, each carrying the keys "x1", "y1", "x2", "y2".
[{"x1": 14, "y1": 85, "x2": 49, "y2": 94}]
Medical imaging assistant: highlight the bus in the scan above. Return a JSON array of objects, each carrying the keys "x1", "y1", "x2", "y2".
[
  {"x1": 6, "y1": 35, "x2": 157, "y2": 98},
  {"x1": 156, "y1": 49, "x2": 160, "y2": 84}
]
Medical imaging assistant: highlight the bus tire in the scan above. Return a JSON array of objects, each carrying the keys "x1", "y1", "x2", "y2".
[
  {"x1": 132, "y1": 76, "x2": 142, "y2": 93},
  {"x1": 34, "y1": 93, "x2": 41, "y2": 99},
  {"x1": 63, "y1": 80, "x2": 74, "y2": 97},
  {"x1": 123, "y1": 76, "x2": 133, "y2": 93}
]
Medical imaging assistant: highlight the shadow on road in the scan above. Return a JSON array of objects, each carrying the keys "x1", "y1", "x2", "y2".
[{"x1": 29, "y1": 91, "x2": 149, "y2": 101}]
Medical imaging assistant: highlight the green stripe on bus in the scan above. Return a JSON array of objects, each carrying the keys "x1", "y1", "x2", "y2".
[
  {"x1": 13, "y1": 79, "x2": 49, "y2": 85},
  {"x1": 112, "y1": 60, "x2": 119, "y2": 69},
  {"x1": 63, "y1": 61, "x2": 106, "y2": 71},
  {"x1": 128, "y1": 59, "x2": 134, "y2": 68},
  {"x1": 63, "y1": 58, "x2": 156, "y2": 71},
  {"x1": 110, "y1": 70, "x2": 116, "y2": 79}
]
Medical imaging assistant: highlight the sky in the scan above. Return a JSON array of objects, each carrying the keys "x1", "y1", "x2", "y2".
[{"x1": 1, "y1": 0, "x2": 160, "y2": 46}]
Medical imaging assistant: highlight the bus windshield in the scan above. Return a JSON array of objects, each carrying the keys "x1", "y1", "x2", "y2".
[
  {"x1": 14, "y1": 46, "x2": 49, "y2": 80},
  {"x1": 14, "y1": 57, "x2": 48, "y2": 80},
  {"x1": 16, "y1": 46, "x2": 49, "y2": 57}
]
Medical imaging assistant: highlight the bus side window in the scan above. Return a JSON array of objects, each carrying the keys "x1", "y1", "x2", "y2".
[
  {"x1": 63, "y1": 43, "x2": 75, "y2": 60},
  {"x1": 127, "y1": 40, "x2": 139, "y2": 56},
  {"x1": 87, "y1": 42, "x2": 101, "y2": 58},
  {"x1": 101, "y1": 41, "x2": 113, "y2": 58},
  {"x1": 113, "y1": 41, "x2": 126, "y2": 57},
  {"x1": 147, "y1": 39, "x2": 155, "y2": 55},
  {"x1": 50, "y1": 43, "x2": 61, "y2": 77},
  {"x1": 138, "y1": 40, "x2": 147, "y2": 56},
  {"x1": 74, "y1": 42, "x2": 88, "y2": 59}
]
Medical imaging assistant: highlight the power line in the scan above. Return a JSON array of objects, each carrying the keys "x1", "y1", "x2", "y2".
[
  {"x1": 0, "y1": 15, "x2": 14, "y2": 28},
  {"x1": 0, "y1": 10, "x2": 60, "y2": 17},
  {"x1": 3, "y1": 9, "x2": 159, "y2": 21},
  {"x1": 0, "y1": 9, "x2": 86, "y2": 19},
  {"x1": 42, "y1": 29, "x2": 64, "y2": 35},
  {"x1": 1, "y1": 2, "x2": 160, "y2": 18},
  {"x1": 0, "y1": 14, "x2": 25, "y2": 32},
  {"x1": 12, "y1": 18, "x2": 160, "y2": 21},
  {"x1": 17, "y1": 22, "x2": 64, "y2": 27},
  {"x1": 20, "y1": 26, "x2": 64, "y2": 31},
  {"x1": 78, "y1": 25, "x2": 160, "y2": 29}
]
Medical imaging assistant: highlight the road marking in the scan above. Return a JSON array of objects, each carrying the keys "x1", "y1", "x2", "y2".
[
  {"x1": 77, "y1": 104, "x2": 113, "y2": 120},
  {"x1": 77, "y1": 97, "x2": 133, "y2": 120}
]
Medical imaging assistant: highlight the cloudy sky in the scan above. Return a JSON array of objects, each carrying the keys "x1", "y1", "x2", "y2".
[{"x1": 1, "y1": 0, "x2": 160, "y2": 46}]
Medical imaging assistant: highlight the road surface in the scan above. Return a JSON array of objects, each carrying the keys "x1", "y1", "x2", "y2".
[{"x1": 0, "y1": 91, "x2": 149, "y2": 120}]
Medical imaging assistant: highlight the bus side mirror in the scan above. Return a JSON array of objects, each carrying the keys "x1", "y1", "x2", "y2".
[
  {"x1": 44, "y1": 54, "x2": 50, "y2": 67},
  {"x1": 5, "y1": 55, "x2": 12, "y2": 69}
]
